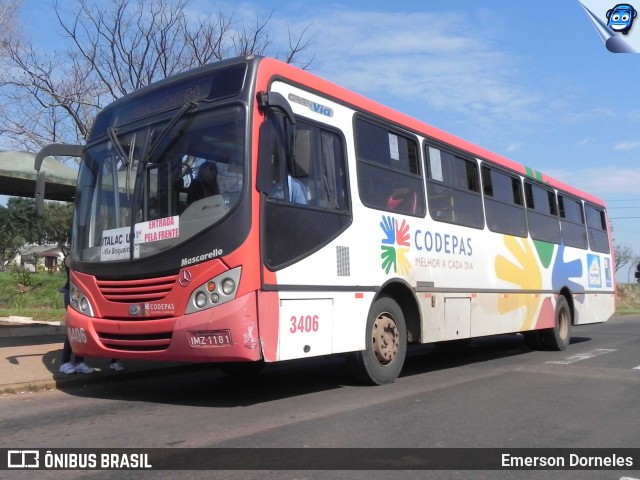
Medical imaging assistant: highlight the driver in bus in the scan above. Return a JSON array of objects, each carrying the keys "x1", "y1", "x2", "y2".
[{"x1": 187, "y1": 161, "x2": 220, "y2": 203}]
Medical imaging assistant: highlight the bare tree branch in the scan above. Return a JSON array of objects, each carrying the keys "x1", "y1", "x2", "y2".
[
  {"x1": 615, "y1": 243, "x2": 635, "y2": 273},
  {"x1": 0, "y1": 0, "x2": 315, "y2": 153},
  {"x1": 0, "y1": 0, "x2": 22, "y2": 55}
]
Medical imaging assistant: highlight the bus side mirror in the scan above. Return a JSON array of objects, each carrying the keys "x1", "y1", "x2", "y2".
[
  {"x1": 257, "y1": 91, "x2": 295, "y2": 126},
  {"x1": 35, "y1": 172, "x2": 46, "y2": 217},
  {"x1": 256, "y1": 120, "x2": 274, "y2": 194},
  {"x1": 256, "y1": 91, "x2": 298, "y2": 194},
  {"x1": 34, "y1": 143, "x2": 83, "y2": 217}
]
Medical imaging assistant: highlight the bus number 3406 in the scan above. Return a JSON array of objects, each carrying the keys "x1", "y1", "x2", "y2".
[{"x1": 290, "y1": 315, "x2": 319, "y2": 334}]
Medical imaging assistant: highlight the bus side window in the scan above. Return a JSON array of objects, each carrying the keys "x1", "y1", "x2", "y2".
[
  {"x1": 585, "y1": 204, "x2": 610, "y2": 253},
  {"x1": 426, "y1": 145, "x2": 484, "y2": 229},
  {"x1": 482, "y1": 166, "x2": 527, "y2": 237},
  {"x1": 355, "y1": 117, "x2": 425, "y2": 217},
  {"x1": 525, "y1": 182, "x2": 561, "y2": 244},
  {"x1": 291, "y1": 121, "x2": 348, "y2": 210},
  {"x1": 559, "y1": 194, "x2": 588, "y2": 249},
  {"x1": 261, "y1": 115, "x2": 352, "y2": 269}
]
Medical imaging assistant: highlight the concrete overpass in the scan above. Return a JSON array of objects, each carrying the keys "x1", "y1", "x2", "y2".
[{"x1": 0, "y1": 151, "x2": 77, "y2": 201}]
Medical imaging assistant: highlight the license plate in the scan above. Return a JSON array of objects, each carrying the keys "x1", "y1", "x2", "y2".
[{"x1": 187, "y1": 330, "x2": 232, "y2": 347}]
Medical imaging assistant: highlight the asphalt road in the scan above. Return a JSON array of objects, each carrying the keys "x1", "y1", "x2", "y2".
[{"x1": 1, "y1": 315, "x2": 639, "y2": 480}]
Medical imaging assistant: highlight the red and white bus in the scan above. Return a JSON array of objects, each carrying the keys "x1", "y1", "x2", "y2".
[{"x1": 36, "y1": 55, "x2": 615, "y2": 384}]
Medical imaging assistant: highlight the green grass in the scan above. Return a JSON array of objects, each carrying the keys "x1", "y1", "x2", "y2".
[{"x1": 0, "y1": 271, "x2": 67, "y2": 322}]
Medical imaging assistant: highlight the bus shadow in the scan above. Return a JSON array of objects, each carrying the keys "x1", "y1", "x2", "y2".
[
  {"x1": 56, "y1": 333, "x2": 594, "y2": 407},
  {"x1": 401, "y1": 333, "x2": 593, "y2": 377},
  {"x1": 56, "y1": 356, "x2": 351, "y2": 407},
  {"x1": 401, "y1": 333, "x2": 530, "y2": 377}
]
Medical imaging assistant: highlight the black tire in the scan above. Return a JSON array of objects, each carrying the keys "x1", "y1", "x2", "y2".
[
  {"x1": 348, "y1": 296, "x2": 407, "y2": 385},
  {"x1": 540, "y1": 296, "x2": 572, "y2": 351}
]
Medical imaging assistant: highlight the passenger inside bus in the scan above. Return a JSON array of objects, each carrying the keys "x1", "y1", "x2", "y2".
[
  {"x1": 270, "y1": 174, "x2": 308, "y2": 204},
  {"x1": 187, "y1": 161, "x2": 220, "y2": 203},
  {"x1": 387, "y1": 187, "x2": 418, "y2": 214}
]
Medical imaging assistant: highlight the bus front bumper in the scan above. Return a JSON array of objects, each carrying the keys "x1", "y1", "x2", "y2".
[{"x1": 64, "y1": 292, "x2": 263, "y2": 363}]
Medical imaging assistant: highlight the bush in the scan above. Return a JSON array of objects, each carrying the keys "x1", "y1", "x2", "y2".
[
  {"x1": 616, "y1": 283, "x2": 640, "y2": 314},
  {"x1": 10, "y1": 264, "x2": 33, "y2": 287}
]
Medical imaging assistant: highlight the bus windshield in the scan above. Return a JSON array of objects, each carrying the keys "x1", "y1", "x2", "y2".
[{"x1": 73, "y1": 105, "x2": 246, "y2": 263}]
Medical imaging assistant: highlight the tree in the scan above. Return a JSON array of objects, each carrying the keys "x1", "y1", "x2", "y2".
[
  {"x1": 0, "y1": 197, "x2": 36, "y2": 270},
  {"x1": 41, "y1": 201, "x2": 74, "y2": 255},
  {"x1": 0, "y1": 0, "x2": 21, "y2": 56},
  {"x1": 0, "y1": 198, "x2": 73, "y2": 270},
  {"x1": 614, "y1": 243, "x2": 635, "y2": 273},
  {"x1": 632, "y1": 254, "x2": 640, "y2": 283},
  {"x1": 0, "y1": 0, "x2": 314, "y2": 153}
]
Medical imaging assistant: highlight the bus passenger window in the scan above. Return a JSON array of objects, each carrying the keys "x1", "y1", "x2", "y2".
[
  {"x1": 585, "y1": 204, "x2": 610, "y2": 253},
  {"x1": 525, "y1": 182, "x2": 561, "y2": 244},
  {"x1": 387, "y1": 188, "x2": 418, "y2": 214},
  {"x1": 426, "y1": 146, "x2": 483, "y2": 229},
  {"x1": 482, "y1": 166, "x2": 527, "y2": 237},
  {"x1": 355, "y1": 117, "x2": 425, "y2": 217},
  {"x1": 559, "y1": 194, "x2": 588, "y2": 249}
]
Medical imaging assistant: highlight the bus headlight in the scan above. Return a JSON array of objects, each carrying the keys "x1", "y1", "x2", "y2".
[
  {"x1": 195, "y1": 291, "x2": 208, "y2": 309},
  {"x1": 69, "y1": 281, "x2": 95, "y2": 317},
  {"x1": 221, "y1": 278, "x2": 236, "y2": 296},
  {"x1": 185, "y1": 267, "x2": 242, "y2": 314}
]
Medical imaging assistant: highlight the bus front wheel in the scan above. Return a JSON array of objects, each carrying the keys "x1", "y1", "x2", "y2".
[
  {"x1": 348, "y1": 296, "x2": 407, "y2": 385},
  {"x1": 540, "y1": 296, "x2": 572, "y2": 351}
]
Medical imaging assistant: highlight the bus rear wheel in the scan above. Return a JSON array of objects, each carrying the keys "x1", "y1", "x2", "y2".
[
  {"x1": 540, "y1": 296, "x2": 572, "y2": 351},
  {"x1": 348, "y1": 296, "x2": 407, "y2": 385}
]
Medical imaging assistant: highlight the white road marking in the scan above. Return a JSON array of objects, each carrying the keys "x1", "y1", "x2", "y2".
[
  {"x1": 546, "y1": 349, "x2": 617, "y2": 365},
  {"x1": 633, "y1": 365, "x2": 640, "y2": 370}
]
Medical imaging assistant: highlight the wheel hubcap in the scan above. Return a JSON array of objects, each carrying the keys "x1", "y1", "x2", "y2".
[
  {"x1": 372, "y1": 313, "x2": 399, "y2": 366},
  {"x1": 558, "y1": 309, "x2": 569, "y2": 339}
]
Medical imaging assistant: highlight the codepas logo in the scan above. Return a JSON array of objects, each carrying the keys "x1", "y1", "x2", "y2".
[{"x1": 380, "y1": 215, "x2": 411, "y2": 275}]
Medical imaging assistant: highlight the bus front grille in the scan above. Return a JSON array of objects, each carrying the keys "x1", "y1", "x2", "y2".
[
  {"x1": 97, "y1": 331, "x2": 173, "y2": 352},
  {"x1": 96, "y1": 274, "x2": 178, "y2": 303}
]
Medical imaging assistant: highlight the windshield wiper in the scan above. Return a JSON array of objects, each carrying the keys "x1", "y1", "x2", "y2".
[
  {"x1": 107, "y1": 127, "x2": 136, "y2": 199},
  {"x1": 107, "y1": 127, "x2": 129, "y2": 164},
  {"x1": 145, "y1": 101, "x2": 198, "y2": 163}
]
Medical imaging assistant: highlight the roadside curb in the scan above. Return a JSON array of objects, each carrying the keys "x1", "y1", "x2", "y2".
[
  {"x1": 0, "y1": 323, "x2": 65, "y2": 338},
  {"x1": 0, "y1": 380, "x2": 58, "y2": 394},
  {"x1": 0, "y1": 317, "x2": 64, "y2": 338},
  {"x1": 0, "y1": 363, "x2": 198, "y2": 395}
]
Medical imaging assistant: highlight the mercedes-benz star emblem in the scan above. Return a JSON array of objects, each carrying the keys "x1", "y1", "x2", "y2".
[{"x1": 179, "y1": 269, "x2": 192, "y2": 287}]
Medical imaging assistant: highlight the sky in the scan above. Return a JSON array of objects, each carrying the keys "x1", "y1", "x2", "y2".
[{"x1": 15, "y1": 0, "x2": 640, "y2": 282}]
